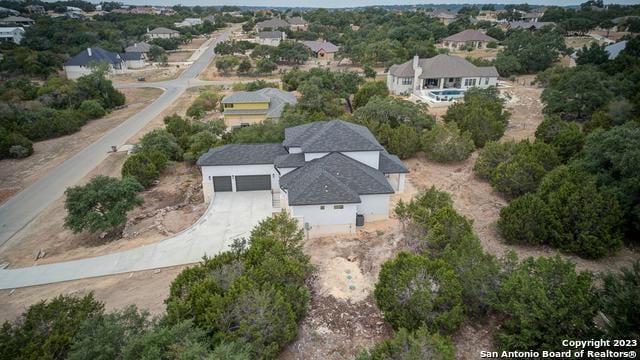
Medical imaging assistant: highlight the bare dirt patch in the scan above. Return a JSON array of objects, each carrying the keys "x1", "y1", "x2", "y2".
[
  {"x1": 565, "y1": 35, "x2": 600, "y2": 49},
  {"x1": 0, "y1": 264, "x2": 188, "y2": 324},
  {"x1": 167, "y1": 50, "x2": 195, "y2": 63},
  {"x1": 111, "y1": 65, "x2": 185, "y2": 83},
  {"x1": 448, "y1": 47, "x2": 501, "y2": 60},
  {"x1": 0, "y1": 88, "x2": 163, "y2": 205}
]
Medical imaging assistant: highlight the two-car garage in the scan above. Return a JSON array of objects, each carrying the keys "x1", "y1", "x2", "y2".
[{"x1": 213, "y1": 175, "x2": 272, "y2": 192}]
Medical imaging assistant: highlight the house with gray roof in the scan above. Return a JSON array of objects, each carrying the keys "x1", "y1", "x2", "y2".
[
  {"x1": 426, "y1": 11, "x2": 457, "y2": 25},
  {"x1": 221, "y1": 88, "x2": 296, "y2": 127},
  {"x1": 441, "y1": 29, "x2": 497, "y2": 50},
  {"x1": 301, "y1": 40, "x2": 340, "y2": 60},
  {"x1": 0, "y1": 16, "x2": 34, "y2": 27},
  {"x1": 64, "y1": 47, "x2": 127, "y2": 79},
  {"x1": 255, "y1": 31, "x2": 286, "y2": 46},
  {"x1": 125, "y1": 42, "x2": 152, "y2": 54},
  {"x1": 387, "y1": 54, "x2": 499, "y2": 103},
  {"x1": 507, "y1": 21, "x2": 555, "y2": 30},
  {"x1": 255, "y1": 18, "x2": 291, "y2": 31},
  {"x1": 604, "y1": 41, "x2": 627, "y2": 60},
  {"x1": 197, "y1": 119, "x2": 408, "y2": 236},
  {"x1": 147, "y1": 27, "x2": 179, "y2": 39},
  {"x1": 288, "y1": 17, "x2": 308, "y2": 31}
]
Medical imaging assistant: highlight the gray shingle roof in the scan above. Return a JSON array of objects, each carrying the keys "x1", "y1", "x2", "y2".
[
  {"x1": 125, "y1": 42, "x2": 152, "y2": 53},
  {"x1": 605, "y1": 41, "x2": 627, "y2": 60},
  {"x1": 274, "y1": 153, "x2": 306, "y2": 168},
  {"x1": 196, "y1": 143, "x2": 287, "y2": 166},
  {"x1": 283, "y1": 120, "x2": 383, "y2": 152},
  {"x1": 389, "y1": 54, "x2": 499, "y2": 78},
  {"x1": 288, "y1": 17, "x2": 307, "y2": 25},
  {"x1": 280, "y1": 152, "x2": 394, "y2": 205},
  {"x1": 148, "y1": 27, "x2": 179, "y2": 34},
  {"x1": 65, "y1": 47, "x2": 122, "y2": 66},
  {"x1": 508, "y1": 21, "x2": 555, "y2": 30},
  {"x1": 379, "y1": 152, "x2": 409, "y2": 173},
  {"x1": 443, "y1": 29, "x2": 496, "y2": 43},
  {"x1": 256, "y1": 18, "x2": 290, "y2": 30},
  {"x1": 120, "y1": 52, "x2": 143, "y2": 60},
  {"x1": 257, "y1": 31, "x2": 284, "y2": 39},
  {"x1": 222, "y1": 88, "x2": 297, "y2": 119},
  {"x1": 301, "y1": 41, "x2": 340, "y2": 53}
]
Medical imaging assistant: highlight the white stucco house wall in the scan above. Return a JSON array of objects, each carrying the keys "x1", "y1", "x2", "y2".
[
  {"x1": 146, "y1": 27, "x2": 179, "y2": 39},
  {"x1": 0, "y1": 26, "x2": 24, "y2": 44},
  {"x1": 197, "y1": 120, "x2": 408, "y2": 237},
  {"x1": 387, "y1": 54, "x2": 499, "y2": 103},
  {"x1": 255, "y1": 31, "x2": 286, "y2": 46},
  {"x1": 64, "y1": 47, "x2": 127, "y2": 80}
]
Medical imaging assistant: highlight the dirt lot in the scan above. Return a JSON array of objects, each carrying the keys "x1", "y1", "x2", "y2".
[
  {"x1": 447, "y1": 47, "x2": 501, "y2": 60},
  {"x1": 0, "y1": 88, "x2": 163, "y2": 205},
  {"x1": 111, "y1": 65, "x2": 185, "y2": 83},
  {"x1": 0, "y1": 264, "x2": 189, "y2": 323},
  {"x1": 565, "y1": 35, "x2": 600, "y2": 49},
  {"x1": 167, "y1": 50, "x2": 195, "y2": 63}
]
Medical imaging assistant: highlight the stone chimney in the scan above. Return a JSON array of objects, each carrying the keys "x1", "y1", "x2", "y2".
[
  {"x1": 87, "y1": 47, "x2": 92, "y2": 56},
  {"x1": 412, "y1": 54, "x2": 419, "y2": 70},
  {"x1": 412, "y1": 55, "x2": 422, "y2": 91}
]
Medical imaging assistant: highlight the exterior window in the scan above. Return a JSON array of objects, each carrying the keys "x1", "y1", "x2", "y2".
[
  {"x1": 320, "y1": 205, "x2": 325, "y2": 210},
  {"x1": 224, "y1": 103, "x2": 234, "y2": 108},
  {"x1": 401, "y1": 77, "x2": 413, "y2": 85},
  {"x1": 333, "y1": 205, "x2": 344, "y2": 209},
  {"x1": 464, "y1": 79, "x2": 477, "y2": 87},
  {"x1": 485, "y1": 77, "x2": 489, "y2": 85}
]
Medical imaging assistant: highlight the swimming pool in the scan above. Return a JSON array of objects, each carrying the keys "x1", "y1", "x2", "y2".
[{"x1": 427, "y1": 89, "x2": 465, "y2": 102}]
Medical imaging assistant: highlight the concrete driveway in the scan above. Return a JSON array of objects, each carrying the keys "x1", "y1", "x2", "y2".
[{"x1": 0, "y1": 191, "x2": 272, "y2": 289}]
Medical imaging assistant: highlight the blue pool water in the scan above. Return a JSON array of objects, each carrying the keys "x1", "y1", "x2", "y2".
[{"x1": 429, "y1": 90, "x2": 464, "y2": 96}]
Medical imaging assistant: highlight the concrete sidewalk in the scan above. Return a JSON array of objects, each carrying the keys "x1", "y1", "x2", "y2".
[{"x1": 0, "y1": 192, "x2": 272, "y2": 289}]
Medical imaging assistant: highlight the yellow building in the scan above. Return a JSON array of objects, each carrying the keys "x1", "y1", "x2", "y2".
[{"x1": 221, "y1": 88, "x2": 297, "y2": 128}]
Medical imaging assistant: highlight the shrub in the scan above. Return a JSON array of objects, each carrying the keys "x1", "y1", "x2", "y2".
[
  {"x1": 473, "y1": 141, "x2": 518, "y2": 180},
  {"x1": 363, "y1": 65, "x2": 377, "y2": 78},
  {"x1": 357, "y1": 328, "x2": 455, "y2": 360},
  {"x1": 78, "y1": 99, "x2": 106, "y2": 119},
  {"x1": 598, "y1": 261, "x2": 640, "y2": 340},
  {"x1": 353, "y1": 81, "x2": 389, "y2": 109},
  {"x1": 237, "y1": 58, "x2": 252, "y2": 74},
  {"x1": 64, "y1": 175, "x2": 144, "y2": 235},
  {"x1": 186, "y1": 91, "x2": 221, "y2": 119},
  {"x1": 493, "y1": 256, "x2": 598, "y2": 351},
  {"x1": 123, "y1": 320, "x2": 213, "y2": 360},
  {"x1": 423, "y1": 122, "x2": 474, "y2": 162},
  {"x1": 0, "y1": 294, "x2": 104, "y2": 360},
  {"x1": 215, "y1": 55, "x2": 240, "y2": 74},
  {"x1": 443, "y1": 87, "x2": 510, "y2": 147},
  {"x1": 381, "y1": 124, "x2": 423, "y2": 159},
  {"x1": 0, "y1": 128, "x2": 34, "y2": 159},
  {"x1": 497, "y1": 193, "x2": 553, "y2": 245},
  {"x1": 121, "y1": 151, "x2": 163, "y2": 188},
  {"x1": 535, "y1": 115, "x2": 584, "y2": 161},
  {"x1": 374, "y1": 252, "x2": 465, "y2": 332},
  {"x1": 354, "y1": 96, "x2": 434, "y2": 130},
  {"x1": 68, "y1": 306, "x2": 150, "y2": 360},
  {"x1": 486, "y1": 41, "x2": 498, "y2": 48},
  {"x1": 255, "y1": 59, "x2": 277, "y2": 74},
  {"x1": 136, "y1": 129, "x2": 183, "y2": 160}
]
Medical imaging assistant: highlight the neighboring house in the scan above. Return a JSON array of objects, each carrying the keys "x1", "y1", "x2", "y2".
[
  {"x1": 0, "y1": 26, "x2": 24, "y2": 44},
  {"x1": 196, "y1": 120, "x2": 408, "y2": 236},
  {"x1": 255, "y1": 18, "x2": 290, "y2": 31},
  {"x1": 441, "y1": 29, "x2": 497, "y2": 50},
  {"x1": 255, "y1": 31, "x2": 286, "y2": 46},
  {"x1": 521, "y1": 12, "x2": 544, "y2": 22},
  {"x1": 131, "y1": 6, "x2": 159, "y2": 15},
  {"x1": 507, "y1": 21, "x2": 555, "y2": 30},
  {"x1": 147, "y1": 27, "x2": 179, "y2": 39},
  {"x1": 174, "y1": 18, "x2": 202, "y2": 28},
  {"x1": 125, "y1": 42, "x2": 152, "y2": 54},
  {"x1": 65, "y1": 11, "x2": 86, "y2": 20},
  {"x1": 476, "y1": 10, "x2": 506, "y2": 23},
  {"x1": 426, "y1": 11, "x2": 457, "y2": 25},
  {"x1": 0, "y1": 7, "x2": 19, "y2": 16},
  {"x1": 204, "y1": 15, "x2": 216, "y2": 24},
  {"x1": 221, "y1": 88, "x2": 297, "y2": 127},
  {"x1": 387, "y1": 54, "x2": 499, "y2": 103},
  {"x1": 0, "y1": 16, "x2": 34, "y2": 27},
  {"x1": 605, "y1": 41, "x2": 627, "y2": 60},
  {"x1": 64, "y1": 47, "x2": 127, "y2": 79},
  {"x1": 120, "y1": 52, "x2": 146, "y2": 69},
  {"x1": 25, "y1": 5, "x2": 45, "y2": 14},
  {"x1": 288, "y1": 17, "x2": 308, "y2": 31},
  {"x1": 301, "y1": 40, "x2": 340, "y2": 60}
]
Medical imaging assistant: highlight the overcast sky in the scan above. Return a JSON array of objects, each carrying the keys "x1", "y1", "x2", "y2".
[{"x1": 115, "y1": 0, "x2": 640, "y2": 7}]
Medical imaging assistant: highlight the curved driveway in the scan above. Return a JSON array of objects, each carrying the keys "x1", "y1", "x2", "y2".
[
  {"x1": 0, "y1": 26, "x2": 237, "y2": 248},
  {"x1": 0, "y1": 191, "x2": 272, "y2": 289}
]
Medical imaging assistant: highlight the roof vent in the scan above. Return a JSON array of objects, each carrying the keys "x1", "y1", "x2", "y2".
[{"x1": 87, "y1": 47, "x2": 92, "y2": 56}]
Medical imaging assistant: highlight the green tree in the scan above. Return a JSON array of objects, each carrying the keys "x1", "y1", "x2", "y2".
[
  {"x1": 535, "y1": 115, "x2": 585, "y2": 162},
  {"x1": 122, "y1": 321, "x2": 213, "y2": 360},
  {"x1": 353, "y1": 81, "x2": 389, "y2": 109},
  {"x1": 64, "y1": 176, "x2": 144, "y2": 236},
  {"x1": 374, "y1": 252, "x2": 465, "y2": 332},
  {"x1": 136, "y1": 129, "x2": 183, "y2": 160},
  {"x1": 186, "y1": 91, "x2": 221, "y2": 119},
  {"x1": 354, "y1": 96, "x2": 434, "y2": 130},
  {"x1": 183, "y1": 131, "x2": 220, "y2": 163},
  {"x1": 216, "y1": 55, "x2": 240, "y2": 74},
  {"x1": 237, "y1": 58, "x2": 252, "y2": 74},
  {"x1": 493, "y1": 256, "x2": 598, "y2": 351},
  {"x1": 575, "y1": 42, "x2": 609, "y2": 65},
  {"x1": 598, "y1": 261, "x2": 640, "y2": 340},
  {"x1": 148, "y1": 45, "x2": 168, "y2": 64},
  {"x1": 122, "y1": 150, "x2": 166, "y2": 188},
  {"x1": 443, "y1": 87, "x2": 509, "y2": 147},
  {"x1": 498, "y1": 193, "x2": 554, "y2": 245},
  {"x1": 68, "y1": 306, "x2": 150, "y2": 360},
  {"x1": 363, "y1": 65, "x2": 377, "y2": 78},
  {"x1": 78, "y1": 100, "x2": 106, "y2": 119},
  {"x1": 255, "y1": 59, "x2": 277, "y2": 74},
  {"x1": 0, "y1": 294, "x2": 104, "y2": 360},
  {"x1": 423, "y1": 123, "x2": 475, "y2": 162},
  {"x1": 357, "y1": 328, "x2": 455, "y2": 360}
]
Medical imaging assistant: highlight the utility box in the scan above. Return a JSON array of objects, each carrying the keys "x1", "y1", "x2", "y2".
[{"x1": 356, "y1": 214, "x2": 364, "y2": 227}]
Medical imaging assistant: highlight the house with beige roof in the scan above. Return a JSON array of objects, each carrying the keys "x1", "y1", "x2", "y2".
[
  {"x1": 301, "y1": 40, "x2": 339, "y2": 60},
  {"x1": 441, "y1": 29, "x2": 497, "y2": 50},
  {"x1": 146, "y1": 27, "x2": 179, "y2": 39},
  {"x1": 387, "y1": 54, "x2": 499, "y2": 103}
]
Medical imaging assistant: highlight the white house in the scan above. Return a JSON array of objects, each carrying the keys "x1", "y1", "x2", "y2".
[
  {"x1": 197, "y1": 120, "x2": 408, "y2": 237},
  {"x1": 120, "y1": 52, "x2": 146, "y2": 69},
  {"x1": 255, "y1": 31, "x2": 286, "y2": 46},
  {"x1": 387, "y1": 54, "x2": 499, "y2": 103},
  {"x1": 174, "y1": 18, "x2": 202, "y2": 28},
  {"x1": 441, "y1": 29, "x2": 497, "y2": 50},
  {"x1": 64, "y1": 47, "x2": 127, "y2": 79},
  {"x1": 0, "y1": 26, "x2": 24, "y2": 44},
  {"x1": 147, "y1": 27, "x2": 179, "y2": 39}
]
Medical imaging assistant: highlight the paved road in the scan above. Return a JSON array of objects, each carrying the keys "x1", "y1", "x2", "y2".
[
  {"x1": 0, "y1": 26, "x2": 237, "y2": 249},
  {"x1": 0, "y1": 192, "x2": 272, "y2": 289}
]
